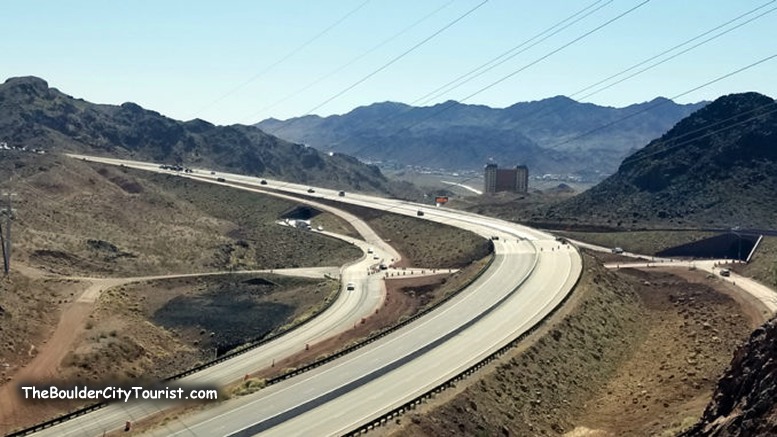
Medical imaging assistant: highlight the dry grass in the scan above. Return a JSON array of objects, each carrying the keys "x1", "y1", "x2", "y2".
[{"x1": 2, "y1": 154, "x2": 361, "y2": 277}]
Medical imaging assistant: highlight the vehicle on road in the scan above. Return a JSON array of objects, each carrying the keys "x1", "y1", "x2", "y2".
[
  {"x1": 338, "y1": 191, "x2": 345, "y2": 197},
  {"x1": 261, "y1": 179, "x2": 268, "y2": 185},
  {"x1": 210, "y1": 171, "x2": 216, "y2": 175},
  {"x1": 373, "y1": 255, "x2": 379, "y2": 260},
  {"x1": 417, "y1": 210, "x2": 424, "y2": 216},
  {"x1": 346, "y1": 282, "x2": 355, "y2": 291},
  {"x1": 720, "y1": 268, "x2": 731, "y2": 277},
  {"x1": 379, "y1": 263, "x2": 388, "y2": 270},
  {"x1": 612, "y1": 247, "x2": 624, "y2": 254},
  {"x1": 217, "y1": 177, "x2": 226, "y2": 182},
  {"x1": 307, "y1": 188, "x2": 315, "y2": 193},
  {"x1": 367, "y1": 248, "x2": 373, "y2": 254}
]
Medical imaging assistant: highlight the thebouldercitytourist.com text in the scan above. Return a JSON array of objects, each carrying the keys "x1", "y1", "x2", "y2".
[{"x1": 20, "y1": 385, "x2": 218, "y2": 403}]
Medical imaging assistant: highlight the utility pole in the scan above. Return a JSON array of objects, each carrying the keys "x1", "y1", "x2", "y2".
[{"x1": 1, "y1": 191, "x2": 16, "y2": 276}]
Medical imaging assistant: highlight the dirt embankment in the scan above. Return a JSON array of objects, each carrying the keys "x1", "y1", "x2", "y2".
[
  {"x1": 384, "y1": 255, "x2": 647, "y2": 436},
  {"x1": 682, "y1": 314, "x2": 777, "y2": 436},
  {"x1": 383, "y1": 252, "x2": 761, "y2": 437}
]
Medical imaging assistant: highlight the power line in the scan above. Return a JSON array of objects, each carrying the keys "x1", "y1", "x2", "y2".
[
  {"x1": 620, "y1": 101, "x2": 777, "y2": 167},
  {"x1": 192, "y1": 0, "x2": 373, "y2": 119},
  {"x1": 457, "y1": 0, "x2": 653, "y2": 106},
  {"x1": 411, "y1": 0, "x2": 614, "y2": 107},
  {"x1": 574, "y1": 0, "x2": 777, "y2": 101},
  {"x1": 294, "y1": 0, "x2": 615, "y2": 159},
  {"x1": 346, "y1": 0, "x2": 652, "y2": 159},
  {"x1": 547, "y1": 52, "x2": 777, "y2": 150},
  {"x1": 269, "y1": 0, "x2": 491, "y2": 135},
  {"x1": 244, "y1": 0, "x2": 457, "y2": 123}
]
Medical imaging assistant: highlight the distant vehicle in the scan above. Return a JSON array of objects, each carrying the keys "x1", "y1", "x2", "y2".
[
  {"x1": 217, "y1": 177, "x2": 226, "y2": 182},
  {"x1": 346, "y1": 282, "x2": 355, "y2": 291},
  {"x1": 338, "y1": 191, "x2": 346, "y2": 197},
  {"x1": 720, "y1": 268, "x2": 731, "y2": 277},
  {"x1": 210, "y1": 171, "x2": 216, "y2": 175},
  {"x1": 379, "y1": 263, "x2": 388, "y2": 270},
  {"x1": 373, "y1": 255, "x2": 380, "y2": 260},
  {"x1": 367, "y1": 248, "x2": 373, "y2": 254},
  {"x1": 307, "y1": 188, "x2": 315, "y2": 193},
  {"x1": 184, "y1": 168, "x2": 193, "y2": 173},
  {"x1": 260, "y1": 179, "x2": 268, "y2": 185},
  {"x1": 416, "y1": 210, "x2": 424, "y2": 216},
  {"x1": 317, "y1": 225, "x2": 323, "y2": 231},
  {"x1": 491, "y1": 236, "x2": 499, "y2": 240},
  {"x1": 612, "y1": 247, "x2": 624, "y2": 254}
]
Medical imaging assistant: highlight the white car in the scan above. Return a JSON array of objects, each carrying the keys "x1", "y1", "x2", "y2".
[
  {"x1": 367, "y1": 248, "x2": 373, "y2": 254},
  {"x1": 346, "y1": 282, "x2": 356, "y2": 291}
]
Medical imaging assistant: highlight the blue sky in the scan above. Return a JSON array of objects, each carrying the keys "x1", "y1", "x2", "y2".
[{"x1": 2, "y1": 0, "x2": 775, "y2": 125}]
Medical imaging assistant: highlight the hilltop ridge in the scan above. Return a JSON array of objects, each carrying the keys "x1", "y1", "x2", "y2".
[{"x1": 0, "y1": 76, "x2": 391, "y2": 193}]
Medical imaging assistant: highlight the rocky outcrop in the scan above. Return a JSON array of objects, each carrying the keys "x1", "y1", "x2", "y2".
[{"x1": 684, "y1": 316, "x2": 777, "y2": 436}]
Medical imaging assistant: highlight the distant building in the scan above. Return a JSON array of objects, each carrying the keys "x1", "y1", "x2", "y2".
[{"x1": 484, "y1": 164, "x2": 529, "y2": 194}]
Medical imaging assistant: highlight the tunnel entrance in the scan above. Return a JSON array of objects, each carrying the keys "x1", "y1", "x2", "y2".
[{"x1": 279, "y1": 205, "x2": 322, "y2": 221}]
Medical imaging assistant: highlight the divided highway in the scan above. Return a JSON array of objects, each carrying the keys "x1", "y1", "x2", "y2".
[{"x1": 33, "y1": 155, "x2": 582, "y2": 436}]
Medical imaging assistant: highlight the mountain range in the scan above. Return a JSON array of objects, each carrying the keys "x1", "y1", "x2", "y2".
[
  {"x1": 0, "y1": 76, "x2": 391, "y2": 193},
  {"x1": 543, "y1": 92, "x2": 777, "y2": 229},
  {"x1": 257, "y1": 97, "x2": 707, "y2": 177}
]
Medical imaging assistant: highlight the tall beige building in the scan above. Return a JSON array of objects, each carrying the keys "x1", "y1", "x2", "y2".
[{"x1": 484, "y1": 164, "x2": 529, "y2": 194}]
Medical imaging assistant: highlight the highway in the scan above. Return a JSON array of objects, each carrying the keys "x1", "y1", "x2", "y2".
[{"x1": 30, "y1": 155, "x2": 582, "y2": 436}]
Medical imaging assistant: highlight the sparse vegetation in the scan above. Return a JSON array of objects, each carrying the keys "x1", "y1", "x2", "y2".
[
  {"x1": 384, "y1": 255, "x2": 757, "y2": 437},
  {"x1": 231, "y1": 378, "x2": 267, "y2": 397}
]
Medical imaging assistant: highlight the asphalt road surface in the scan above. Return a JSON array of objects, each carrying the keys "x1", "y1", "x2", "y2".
[{"x1": 31, "y1": 155, "x2": 582, "y2": 436}]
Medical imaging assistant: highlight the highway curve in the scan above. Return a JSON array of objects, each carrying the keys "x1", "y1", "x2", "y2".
[{"x1": 30, "y1": 155, "x2": 581, "y2": 436}]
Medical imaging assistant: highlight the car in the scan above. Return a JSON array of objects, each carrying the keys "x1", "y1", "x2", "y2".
[
  {"x1": 611, "y1": 247, "x2": 624, "y2": 254},
  {"x1": 416, "y1": 210, "x2": 424, "y2": 216},
  {"x1": 307, "y1": 188, "x2": 315, "y2": 193},
  {"x1": 338, "y1": 191, "x2": 346, "y2": 197},
  {"x1": 379, "y1": 263, "x2": 388, "y2": 270},
  {"x1": 346, "y1": 282, "x2": 355, "y2": 291},
  {"x1": 373, "y1": 255, "x2": 380, "y2": 260},
  {"x1": 210, "y1": 171, "x2": 216, "y2": 175},
  {"x1": 491, "y1": 236, "x2": 499, "y2": 240},
  {"x1": 720, "y1": 268, "x2": 731, "y2": 277},
  {"x1": 217, "y1": 177, "x2": 226, "y2": 182},
  {"x1": 367, "y1": 248, "x2": 373, "y2": 254},
  {"x1": 260, "y1": 179, "x2": 268, "y2": 185}
]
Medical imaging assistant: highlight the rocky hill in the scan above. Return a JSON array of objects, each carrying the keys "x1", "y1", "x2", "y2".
[
  {"x1": 0, "y1": 76, "x2": 391, "y2": 192},
  {"x1": 256, "y1": 97, "x2": 705, "y2": 177},
  {"x1": 684, "y1": 315, "x2": 777, "y2": 436},
  {"x1": 543, "y1": 92, "x2": 777, "y2": 229}
]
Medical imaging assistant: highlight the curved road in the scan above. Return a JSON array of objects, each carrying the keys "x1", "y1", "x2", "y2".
[{"x1": 34, "y1": 155, "x2": 582, "y2": 436}]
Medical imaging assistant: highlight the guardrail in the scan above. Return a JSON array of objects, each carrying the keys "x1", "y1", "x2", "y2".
[
  {"x1": 265, "y1": 250, "x2": 496, "y2": 386},
  {"x1": 343, "y1": 243, "x2": 584, "y2": 436},
  {"x1": 8, "y1": 244, "x2": 488, "y2": 436},
  {"x1": 7, "y1": 275, "x2": 345, "y2": 437}
]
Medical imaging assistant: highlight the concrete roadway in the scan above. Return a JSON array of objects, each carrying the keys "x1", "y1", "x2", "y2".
[
  {"x1": 28, "y1": 159, "x2": 402, "y2": 436},
  {"x1": 48, "y1": 155, "x2": 581, "y2": 436}
]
